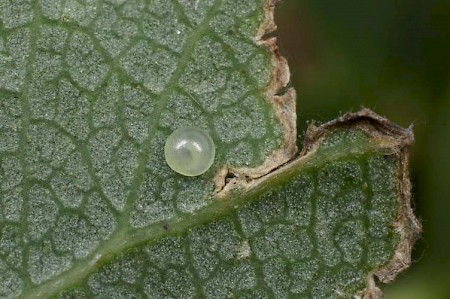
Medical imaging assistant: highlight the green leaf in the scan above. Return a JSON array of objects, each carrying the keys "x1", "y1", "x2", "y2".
[{"x1": 0, "y1": 0, "x2": 419, "y2": 298}]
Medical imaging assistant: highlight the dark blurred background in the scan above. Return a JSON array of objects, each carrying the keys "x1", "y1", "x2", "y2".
[{"x1": 276, "y1": 0, "x2": 450, "y2": 298}]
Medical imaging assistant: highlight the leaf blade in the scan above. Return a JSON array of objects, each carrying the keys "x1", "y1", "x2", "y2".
[{"x1": 0, "y1": 0, "x2": 419, "y2": 298}]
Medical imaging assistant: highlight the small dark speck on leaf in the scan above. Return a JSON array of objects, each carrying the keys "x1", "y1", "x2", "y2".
[{"x1": 384, "y1": 155, "x2": 394, "y2": 162}]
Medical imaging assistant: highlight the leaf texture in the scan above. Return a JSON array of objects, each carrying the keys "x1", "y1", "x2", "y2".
[{"x1": 0, "y1": 0, "x2": 419, "y2": 298}]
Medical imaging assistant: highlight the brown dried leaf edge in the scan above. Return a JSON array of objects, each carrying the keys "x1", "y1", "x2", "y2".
[
  {"x1": 214, "y1": 0, "x2": 298, "y2": 190},
  {"x1": 302, "y1": 109, "x2": 422, "y2": 298},
  {"x1": 220, "y1": 107, "x2": 422, "y2": 298}
]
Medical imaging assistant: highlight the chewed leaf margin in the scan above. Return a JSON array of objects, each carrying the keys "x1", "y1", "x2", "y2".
[
  {"x1": 221, "y1": 108, "x2": 422, "y2": 298},
  {"x1": 213, "y1": 0, "x2": 298, "y2": 190},
  {"x1": 310, "y1": 110, "x2": 422, "y2": 297}
]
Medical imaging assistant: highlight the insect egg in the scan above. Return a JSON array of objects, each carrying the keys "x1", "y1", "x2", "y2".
[{"x1": 164, "y1": 127, "x2": 215, "y2": 176}]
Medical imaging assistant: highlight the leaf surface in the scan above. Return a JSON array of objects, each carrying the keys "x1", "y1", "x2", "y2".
[{"x1": 0, "y1": 0, "x2": 419, "y2": 298}]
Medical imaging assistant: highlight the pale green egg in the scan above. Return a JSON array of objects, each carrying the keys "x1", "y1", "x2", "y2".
[{"x1": 164, "y1": 127, "x2": 215, "y2": 176}]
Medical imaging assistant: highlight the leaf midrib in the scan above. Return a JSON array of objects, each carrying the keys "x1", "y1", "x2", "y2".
[{"x1": 22, "y1": 132, "x2": 382, "y2": 298}]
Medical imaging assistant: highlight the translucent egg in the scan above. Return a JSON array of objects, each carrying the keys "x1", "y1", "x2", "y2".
[{"x1": 164, "y1": 127, "x2": 215, "y2": 176}]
